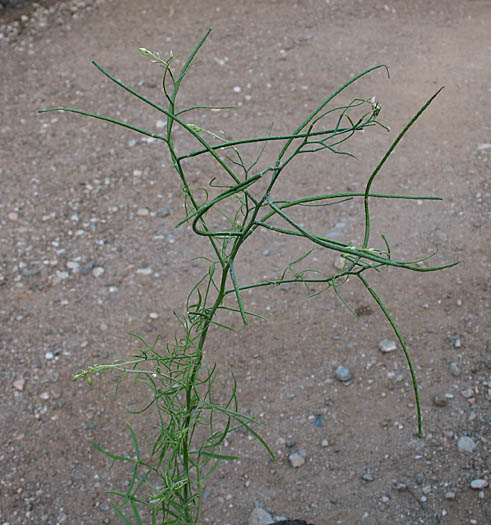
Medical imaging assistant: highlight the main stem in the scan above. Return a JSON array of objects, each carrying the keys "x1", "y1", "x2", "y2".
[{"x1": 181, "y1": 263, "x2": 231, "y2": 520}]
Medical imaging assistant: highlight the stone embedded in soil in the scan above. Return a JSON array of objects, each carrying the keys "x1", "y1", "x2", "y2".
[
  {"x1": 449, "y1": 362, "x2": 462, "y2": 377},
  {"x1": 433, "y1": 394, "x2": 449, "y2": 407},
  {"x1": 457, "y1": 436, "x2": 477, "y2": 453},
  {"x1": 136, "y1": 207, "x2": 150, "y2": 216},
  {"x1": 470, "y1": 479, "x2": 488, "y2": 490},
  {"x1": 461, "y1": 386, "x2": 474, "y2": 399},
  {"x1": 451, "y1": 336, "x2": 462, "y2": 348},
  {"x1": 379, "y1": 339, "x2": 397, "y2": 353},
  {"x1": 248, "y1": 505, "x2": 273, "y2": 525},
  {"x1": 92, "y1": 266, "x2": 105, "y2": 277},
  {"x1": 361, "y1": 473, "x2": 375, "y2": 482},
  {"x1": 335, "y1": 365, "x2": 351, "y2": 382},
  {"x1": 289, "y1": 449, "x2": 306, "y2": 468},
  {"x1": 80, "y1": 261, "x2": 95, "y2": 275},
  {"x1": 13, "y1": 378, "x2": 25, "y2": 391},
  {"x1": 157, "y1": 205, "x2": 172, "y2": 217}
]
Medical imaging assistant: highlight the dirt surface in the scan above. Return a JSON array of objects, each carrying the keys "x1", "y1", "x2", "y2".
[{"x1": 1, "y1": 1, "x2": 490, "y2": 524}]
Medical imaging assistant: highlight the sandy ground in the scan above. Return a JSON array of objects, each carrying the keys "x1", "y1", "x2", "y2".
[{"x1": 1, "y1": 1, "x2": 490, "y2": 524}]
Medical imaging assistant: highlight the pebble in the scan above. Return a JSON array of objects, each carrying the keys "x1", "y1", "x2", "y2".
[
  {"x1": 445, "y1": 491, "x2": 456, "y2": 500},
  {"x1": 137, "y1": 207, "x2": 150, "y2": 217},
  {"x1": 461, "y1": 386, "x2": 474, "y2": 399},
  {"x1": 335, "y1": 365, "x2": 352, "y2": 382},
  {"x1": 13, "y1": 379, "x2": 25, "y2": 391},
  {"x1": 457, "y1": 436, "x2": 477, "y2": 453},
  {"x1": 320, "y1": 439, "x2": 329, "y2": 447},
  {"x1": 21, "y1": 268, "x2": 41, "y2": 277},
  {"x1": 8, "y1": 212, "x2": 18, "y2": 221},
  {"x1": 92, "y1": 266, "x2": 105, "y2": 277},
  {"x1": 451, "y1": 336, "x2": 462, "y2": 348},
  {"x1": 470, "y1": 479, "x2": 488, "y2": 490},
  {"x1": 449, "y1": 362, "x2": 461, "y2": 377},
  {"x1": 157, "y1": 205, "x2": 172, "y2": 217},
  {"x1": 289, "y1": 449, "x2": 306, "y2": 468},
  {"x1": 361, "y1": 473, "x2": 375, "y2": 482},
  {"x1": 379, "y1": 339, "x2": 397, "y2": 353},
  {"x1": 39, "y1": 392, "x2": 50, "y2": 400},
  {"x1": 156, "y1": 119, "x2": 166, "y2": 129},
  {"x1": 136, "y1": 267, "x2": 153, "y2": 275},
  {"x1": 80, "y1": 261, "x2": 95, "y2": 275},
  {"x1": 333, "y1": 257, "x2": 345, "y2": 271},
  {"x1": 432, "y1": 394, "x2": 449, "y2": 407},
  {"x1": 248, "y1": 505, "x2": 273, "y2": 525},
  {"x1": 67, "y1": 261, "x2": 80, "y2": 272},
  {"x1": 45, "y1": 352, "x2": 54, "y2": 360}
]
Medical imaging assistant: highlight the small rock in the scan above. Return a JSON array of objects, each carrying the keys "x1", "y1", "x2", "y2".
[
  {"x1": 156, "y1": 119, "x2": 166, "y2": 129},
  {"x1": 39, "y1": 392, "x2": 50, "y2": 400},
  {"x1": 379, "y1": 339, "x2": 397, "y2": 353},
  {"x1": 21, "y1": 268, "x2": 41, "y2": 277},
  {"x1": 451, "y1": 336, "x2": 462, "y2": 348},
  {"x1": 8, "y1": 211, "x2": 19, "y2": 221},
  {"x1": 248, "y1": 505, "x2": 273, "y2": 525},
  {"x1": 285, "y1": 439, "x2": 296, "y2": 449},
  {"x1": 477, "y1": 143, "x2": 491, "y2": 150},
  {"x1": 157, "y1": 205, "x2": 172, "y2": 217},
  {"x1": 432, "y1": 394, "x2": 449, "y2": 407},
  {"x1": 335, "y1": 365, "x2": 351, "y2": 382},
  {"x1": 13, "y1": 379, "x2": 25, "y2": 391},
  {"x1": 361, "y1": 473, "x2": 375, "y2": 482},
  {"x1": 80, "y1": 261, "x2": 95, "y2": 275},
  {"x1": 470, "y1": 479, "x2": 488, "y2": 490},
  {"x1": 422, "y1": 485, "x2": 432, "y2": 495},
  {"x1": 333, "y1": 257, "x2": 345, "y2": 271},
  {"x1": 137, "y1": 207, "x2": 150, "y2": 217},
  {"x1": 457, "y1": 436, "x2": 477, "y2": 453},
  {"x1": 136, "y1": 267, "x2": 153, "y2": 275},
  {"x1": 45, "y1": 352, "x2": 54, "y2": 360},
  {"x1": 449, "y1": 362, "x2": 461, "y2": 377},
  {"x1": 92, "y1": 266, "x2": 105, "y2": 278},
  {"x1": 461, "y1": 387, "x2": 474, "y2": 399},
  {"x1": 67, "y1": 261, "x2": 80, "y2": 272},
  {"x1": 445, "y1": 491, "x2": 456, "y2": 500},
  {"x1": 320, "y1": 439, "x2": 329, "y2": 447},
  {"x1": 289, "y1": 450, "x2": 306, "y2": 468}
]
